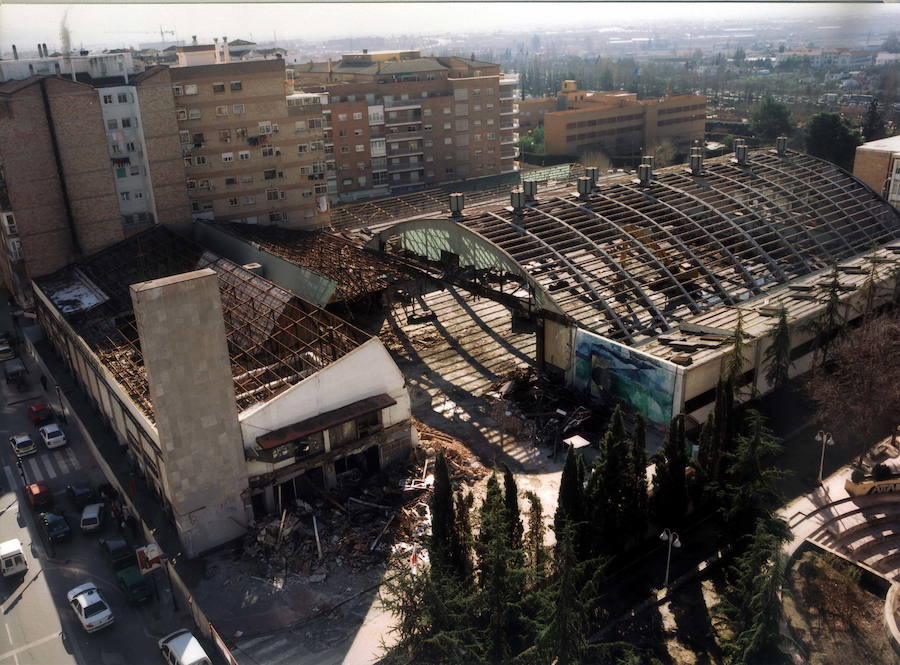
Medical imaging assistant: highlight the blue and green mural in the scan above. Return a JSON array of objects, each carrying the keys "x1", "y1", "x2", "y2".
[{"x1": 572, "y1": 328, "x2": 681, "y2": 429}]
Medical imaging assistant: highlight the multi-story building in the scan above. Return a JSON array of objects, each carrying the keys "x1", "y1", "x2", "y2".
[
  {"x1": 172, "y1": 55, "x2": 329, "y2": 226},
  {"x1": 854, "y1": 134, "x2": 900, "y2": 210},
  {"x1": 291, "y1": 50, "x2": 519, "y2": 201},
  {"x1": 0, "y1": 45, "x2": 140, "y2": 82},
  {"x1": 522, "y1": 81, "x2": 705, "y2": 159}
]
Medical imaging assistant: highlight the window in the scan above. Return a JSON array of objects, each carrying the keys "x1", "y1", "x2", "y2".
[
  {"x1": 8, "y1": 238, "x2": 22, "y2": 262},
  {"x1": 424, "y1": 124, "x2": 433, "y2": 131},
  {"x1": 269, "y1": 212, "x2": 284, "y2": 223},
  {"x1": 355, "y1": 144, "x2": 365, "y2": 152},
  {"x1": 486, "y1": 103, "x2": 495, "y2": 111},
  {"x1": 353, "y1": 112, "x2": 363, "y2": 120},
  {"x1": 338, "y1": 129, "x2": 349, "y2": 138},
  {"x1": 179, "y1": 130, "x2": 191, "y2": 144},
  {"x1": 487, "y1": 132, "x2": 497, "y2": 140},
  {"x1": 103, "y1": 95, "x2": 113, "y2": 104},
  {"x1": 188, "y1": 109, "x2": 201, "y2": 120},
  {"x1": 176, "y1": 108, "x2": 187, "y2": 120},
  {"x1": 238, "y1": 150, "x2": 250, "y2": 161},
  {"x1": 258, "y1": 121, "x2": 273, "y2": 135},
  {"x1": 236, "y1": 127, "x2": 247, "y2": 138},
  {"x1": 487, "y1": 118, "x2": 495, "y2": 126},
  {"x1": 314, "y1": 182, "x2": 328, "y2": 194},
  {"x1": 445, "y1": 167, "x2": 456, "y2": 175},
  {"x1": 424, "y1": 139, "x2": 433, "y2": 147},
  {"x1": 298, "y1": 143, "x2": 309, "y2": 153},
  {"x1": 443, "y1": 122, "x2": 452, "y2": 130},
  {"x1": 233, "y1": 104, "x2": 245, "y2": 115},
  {"x1": 240, "y1": 174, "x2": 254, "y2": 183},
  {"x1": 357, "y1": 176, "x2": 367, "y2": 186},
  {"x1": 230, "y1": 81, "x2": 242, "y2": 91},
  {"x1": 130, "y1": 165, "x2": 141, "y2": 175},
  {"x1": 342, "y1": 178, "x2": 353, "y2": 186},
  {"x1": 242, "y1": 196, "x2": 255, "y2": 205},
  {"x1": 266, "y1": 188, "x2": 280, "y2": 201},
  {"x1": 195, "y1": 155, "x2": 207, "y2": 166},
  {"x1": 228, "y1": 197, "x2": 239, "y2": 207},
  {"x1": 172, "y1": 85, "x2": 183, "y2": 96},
  {"x1": 354, "y1": 128, "x2": 364, "y2": 136},
  {"x1": 473, "y1": 119, "x2": 482, "y2": 127},
  {"x1": 184, "y1": 84, "x2": 198, "y2": 95},
  {"x1": 308, "y1": 118, "x2": 323, "y2": 129},
  {"x1": 225, "y1": 177, "x2": 237, "y2": 185},
  {"x1": 337, "y1": 113, "x2": 348, "y2": 121},
  {"x1": 474, "y1": 134, "x2": 482, "y2": 142},
  {"x1": 216, "y1": 106, "x2": 228, "y2": 117},
  {"x1": 109, "y1": 144, "x2": 121, "y2": 155},
  {"x1": 444, "y1": 137, "x2": 453, "y2": 145},
  {"x1": 391, "y1": 173, "x2": 401, "y2": 182},
  {"x1": 423, "y1": 108, "x2": 432, "y2": 117},
  {"x1": 261, "y1": 146, "x2": 275, "y2": 157},
  {"x1": 2, "y1": 213, "x2": 18, "y2": 237},
  {"x1": 443, "y1": 107, "x2": 451, "y2": 115},
  {"x1": 310, "y1": 140, "x2": 323, "y2": 152},
  {"x1": 212, "y1": 82, "x2": 225, "y2": 93},
  {"x1": 222, "y1": 152, "x2": 234, "y2": 162},
  {"x1": 107, "y1": 119, "x2": 118, "y2": 130},
  {"x1": 486, "y1": 88, "x2": 494, "y2": 96},
  {"x1": 295, "y1": 120, "x2": 307, "y2": 132},
  {"x1": 473, "y1": 105, "x2": 481, "y2": 112},
  {"x1": 116, "y1": 167, "x2": 127, "y2": 179},
  {"x1": 340, "y1": 146, "x2": 350, "y2": 153},
  {"x1": 126, "y1": 142, "x2": 137, "y2": 152},
  {"x1": 219, "y1": 129, "x2": 232, "y2": 143},
  {"x1": 264, "y1": 169, "x2": 277, "y2": 180},
  {"x1": 120, "y1": 192, "x2": 130, "y2": 201},
  {"x1": 118, "y1": 93, "x2": 129, "y2": 103}
]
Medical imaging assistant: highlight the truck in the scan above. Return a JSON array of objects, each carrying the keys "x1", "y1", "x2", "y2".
[
  {"x1": 1, "y1": 539, "x2": 27, "y2": 578},
  {"x1": 116, "y1": 566, "x2": 152, "y2": 604}
]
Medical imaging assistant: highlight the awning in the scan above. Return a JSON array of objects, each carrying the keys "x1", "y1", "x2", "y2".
[{"x1": 256, "y1": 393, "x2": 397, "y2": 450}]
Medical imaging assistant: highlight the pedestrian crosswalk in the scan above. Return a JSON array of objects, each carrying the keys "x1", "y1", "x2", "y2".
[{"x1": 4, "y1": 448, "x2": 82, "y2": 484}]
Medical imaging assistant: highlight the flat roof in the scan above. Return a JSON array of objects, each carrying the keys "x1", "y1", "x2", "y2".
[{"x1": 858, "y1": 134, "x2": 900, "y2": 153}]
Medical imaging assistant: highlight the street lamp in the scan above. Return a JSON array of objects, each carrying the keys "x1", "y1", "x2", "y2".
[
  {"x1": 660, "y1": 528, "x2": 681, "y2": 589},
  {"x1": 54, "y1": 384, "x2": 67, "y2": 424},
  {"x1": 816, "y1": 430, "x2": 836, "y2": 485}
]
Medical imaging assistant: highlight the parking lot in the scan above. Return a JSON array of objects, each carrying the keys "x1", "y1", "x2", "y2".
[{"x1": 0, "y1": 328, "x2": 194, "y2": 665}]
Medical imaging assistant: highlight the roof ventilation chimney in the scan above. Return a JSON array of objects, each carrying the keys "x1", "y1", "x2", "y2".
[
  {"x1": 689, "y1": 146, "x2": 705, "y2": 176},
  {"x1": 522, "y1": 179, "x2": 538, "y2": 202},
  {"x1": 449, "y1": 192, "x2": 465, "y2": 218},
  {"x1": 734, "y1": 140, "x2": 749, "y2": 166},
  {"x1": 37, "y1": 44, "x2": 42, "y2": 58},
  {"x1": 776, "y1": 135, "x2": 788, "y2": 156},
  {"x1": 223, "y1": 37, "x2": 230, "y2": 63},
  {"x1": 576, "y1": 176, "x2": 592, "y2": 199},
  {"x1": 510, "y1": 187, "x2": 526, "y2": 214},
  {"x1": 638, "y1": 163, "x2": 652, "y2": 187},
  {"x1": 642, "y1": 155, "x2": 655, "y2": 169},
  {"x1": 192, "y1": 35, "x2": 198, "y2": 45},
  {"x1": 42, "y1": 44, "x2": 48, "y2": 57},
  {"x1": 12, "y1": 45, "x2": 18, "y2": 60},
  {"x1": 585, "y1": 166, "x2": 599, "y2": 187}
]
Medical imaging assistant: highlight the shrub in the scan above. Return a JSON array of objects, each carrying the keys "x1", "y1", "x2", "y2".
[{"x1": 872, "y1": 463, "x2": 892, "y2": 481}]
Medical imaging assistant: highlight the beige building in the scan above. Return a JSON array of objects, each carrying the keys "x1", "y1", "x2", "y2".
[
  {"x1": 520, "y1": 81, "x2": 705, "y2": 160},
  {"x1": 291, "y1": 50, "x2": 519, "y2": 201},
  {"x1": 173, "y1": 56, "x2": 329, "y2": 226},
  {"x1": 853, "y1": 134, "x2": 900, "y2": 210}
]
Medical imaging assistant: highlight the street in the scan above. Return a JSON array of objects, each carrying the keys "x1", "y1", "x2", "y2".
[{"x1": 0, "y1": 340, "x2": 184, "y2": 665}]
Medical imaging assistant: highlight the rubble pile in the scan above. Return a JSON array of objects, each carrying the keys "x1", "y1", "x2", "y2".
[{"x1": 413, "y1": 418, "x2": 488, "y2": 484}]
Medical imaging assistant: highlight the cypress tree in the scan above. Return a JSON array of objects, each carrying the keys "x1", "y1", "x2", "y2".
[
  {"x1": 763, "y1": 307, "x2": 792, "y2": 391},
  {"x1": 598, "y1": 406, "x2": 630, "y2": 553},
  {"x1": 451, "y1": 490, "x2": 475, "y2": 581},
  {"x1": 523, "y1": 490, "x2": 548, "y2": 588},
  {"x1": 430, "y1": 451, "x2": 457, "y2": 572},
  {"x1": 626, "y1": 414, "x2": 649, "y2": 545},
  {"x1": 502, "y1": 464, "x2": 524, "y2": 554},
  {"x1": 554, "y1": 445, "x2": 582, "y2": 546},
  {"x1": 652, "y1": 414, "x2": 688, "y2": 527},
  {"x1": 724, "y1": 311, "x2": 747, "y2": 393}
]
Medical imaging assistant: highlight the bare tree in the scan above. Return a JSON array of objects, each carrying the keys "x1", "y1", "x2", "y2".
[{"x1": 807, "y1": 310, "x2": 900, "y2": 464}]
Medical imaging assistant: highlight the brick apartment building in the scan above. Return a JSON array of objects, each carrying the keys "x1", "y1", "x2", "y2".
[
  {"x1": 172, "y1": 49, "x2": 330, "y2": 226},
  {"x1": 519, "y1": 81, "x2": 706, "y2": 160},
  {"x1": 853, "y1": 134, "x2": 900, "y2": 210},
  {"x1": 291, "y1": 50, "x2": 519, "y2": 201}
]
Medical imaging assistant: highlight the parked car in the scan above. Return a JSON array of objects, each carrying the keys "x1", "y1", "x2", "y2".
[
  {"x1": 80, "y1": 503, "x2": 105, "y2": 533},
  {"x1": 40, "y1": 512, "x2": 71, "y2": 543},
  {"x1": 117, "y1": 566, "x2": 152, "y2": 604},
  {"x1": 66, "y1": 485, "x2": 95, "y2": 510},
  {"x1": 27, "y1": 403, "x2": 53, "y2": 426},
  {"x1": 0, "y1": 341, "x2": 15, "y2": 361},
  {"x1": 26, "y1": 482, "x2": 53, "y2": 509},
  {"x1": 38, "y1": 424, "x2": 67, "y2": 450},
  {"x1": 67, "y1": 583, "x2": 114, "y2": 633},
  {"x1": 0, "y1": 539, "x2": 27, "y2": 578},
  {"x1": 99, "y1": 538, "x2": 137, "y2": 571},
  {"x1": 3, "y1": 358, "x2": 27, "y2": 390},
  {"x1": 10, "y1": 433, "x2": 36, "y2": 458},
  {"x1": 158, "y1": 629, "x2": 212, "y2": 665}
]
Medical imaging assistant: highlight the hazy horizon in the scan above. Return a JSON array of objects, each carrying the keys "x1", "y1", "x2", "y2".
[{"x1": 1, "y1": 2, "x2": 898, "y2": 52}]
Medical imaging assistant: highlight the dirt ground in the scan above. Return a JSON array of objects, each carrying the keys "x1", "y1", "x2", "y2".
[{"x1": 784, "y1": 549, "x2": 900, "y2": 665}]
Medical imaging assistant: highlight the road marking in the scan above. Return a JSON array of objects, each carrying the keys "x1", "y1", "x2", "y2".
[
  {"x1": 65, "y1": 448, "x2": 80, "y2": 471},
  {"x1": 55, "y1": 450, "x2": 69, "y2": 475},
  {"x1": 26, "y1": 458, "x2": 41, "y2": 483},
  {"x1": 0, "y1": 631, "x2": 60, "y2": 662},
  {"x1": 3, "y1": 465, "x2": 15, "y2": 488},
  {"x1": 41, "y1": 457, "x2": 56, "y2": 480}
]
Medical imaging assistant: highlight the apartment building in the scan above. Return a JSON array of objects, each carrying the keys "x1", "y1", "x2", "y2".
[
  {"x1": 854, "y1": 134, "x2": 900, "y2": 210},
  {"x1": 0, "y1": 45, "x2": 140, "y2": 82},
  {"x1": 292, "y1": 50, "x2": 519, "y2": 202},
  {"x1": 524, "y1": 82, "x2": 705, "y2": 159},
  {"x1": 173, "y1": 55, "x2": 329, "y2": 226}
]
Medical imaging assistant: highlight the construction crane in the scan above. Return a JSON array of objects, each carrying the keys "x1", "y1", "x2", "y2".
[{"x1": 104, "y1": 26, "x2": 176, "y2": 44}]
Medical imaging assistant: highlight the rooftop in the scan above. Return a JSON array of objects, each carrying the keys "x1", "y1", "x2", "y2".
[
  {"x1": 35, "y1": 227, "x2": 370, "y2": 423},
  {"x1": 857, "y1": 134, "x2": 900, "y2": 153}
]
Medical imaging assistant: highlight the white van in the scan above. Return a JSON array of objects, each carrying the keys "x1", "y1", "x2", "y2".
[
  {"x1": 1, "y1": 539, "x2": 27, "y2": 577},
  {"x1": 80, "y1": 503, "x2": 105, "y2": 533},
  {"x1": 158, "y1": 629, "x2": 212, "y2": 665}
]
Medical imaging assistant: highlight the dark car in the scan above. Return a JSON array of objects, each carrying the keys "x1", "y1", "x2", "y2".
[
  {"x1": 28, "y1": 403, "x2": 53, "y2": 426},
  {"x1": 99, "y1": 538, "x2": 137, "y2": 571},
  {"x1": 40, "y1": 512, "x2": 71, "y2": 543},
  {"x1": 66, "y1": 485, "x2": 95, "y2": 509},
  {"x1": 117, "y1": 566, "x2": 152, "y2": 604}
]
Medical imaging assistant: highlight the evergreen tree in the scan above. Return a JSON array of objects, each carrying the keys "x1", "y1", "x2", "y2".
[
  {"x1": 502, "y1": 464, "x2": 524, "y2": 555},
  {"x1": 861, "y1": 98, "x2": 885, "y2": 142},
  {"x1": 430, "y1": 451, "x2": 457, "y2": 572},
  {"x1": 523, "y1": 491, "x2": 548, "y2": 588},
  {"x1": 724, "y1": 311, "x2": 747, "y2": 395},
  {"x1": 625, "y1": 414, "x2": 650, "y2": 544},
  {"x1": 763, "y1": 307, "x2": 792, "y2": 391},
  {"x1": 749, "y1": 95, "x2": 792, "y2": 140},
  {"x1": 597, "y1": 406, "x2": 630, "y2": 553},
  {"x1": 554, "y1": 445, "x2": 584, "y2": 554},
  {"x1": 451, "y1": 490, "x2": 475, "y2": 581},
  {"x1": 805, "y1": 267, "x2": 845, "y2": 366},
  {"x1": 803, "y1": 112, "x2": 862, "y2": 171},
  {"x1": 651, "y1": 415, "x2": 688, "y2": 527}
]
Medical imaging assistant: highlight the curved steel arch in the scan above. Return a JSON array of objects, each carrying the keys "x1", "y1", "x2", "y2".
[
  {"x1": 480, "y1": 209, "x2": 635, "y2": 341},
  {"x1": 368, "y1": 217, "x2": 566, "y2": 316},
  {"x1": 663, "y1": 169, "x2": 813, "y2": 276}
]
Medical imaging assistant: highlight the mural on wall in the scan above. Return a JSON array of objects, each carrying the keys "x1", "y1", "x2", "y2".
[{"x1": 572, "y1": 328, "x2": 680, "y2": 429}]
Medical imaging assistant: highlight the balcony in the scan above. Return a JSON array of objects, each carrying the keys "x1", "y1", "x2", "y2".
[
  {"x1": 385, "y1": 118, "x2": 422, "y2": 128},
  {"x1": 500, "y1": 133, "x2": 519, "y2": 145},
  {"x1": 384, "y1": 99, "x2": 422, "y2": 110},
  {"x1": 387, "y1": 148, "x2": 424, "y2": 158},
  {"x1": 500, "y1": 104, "x2": 519, "y2": 115},
  {"x1": 388, "y1": 162, "x2": 425, "y2": 173},
  {"x1": 385, "y1": 133, "x2": 422, "y2": 143},
  {"x1": 501, "y1": 147, "x2": 519, "y2": 160},
  {"x1": 500, "y1": 119, "x2": 520, "y2": 130}
]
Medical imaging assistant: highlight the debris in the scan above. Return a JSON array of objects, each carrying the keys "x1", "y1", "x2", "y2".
[
  {"x1": 371, "y1": 515, "x2": 395, "y2": 552},
  {"x1": 348, "y1": 497, "x2": 393, "y2": 511},
  {"x1": 313, "y1": 514, "x2": 323, "y2": 560}
]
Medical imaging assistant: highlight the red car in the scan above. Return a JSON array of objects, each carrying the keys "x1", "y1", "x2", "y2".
[
  {"x1": 28, "y1": 403, "x2": 53, "y2": 426},
  {"x1": 26, "y1": 482, "x2": 53, "y2": 509}
]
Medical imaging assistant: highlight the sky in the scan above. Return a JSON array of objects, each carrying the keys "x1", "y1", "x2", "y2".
[{"x1": 0, "y1": 2, "x2": 898, "y2": 51}]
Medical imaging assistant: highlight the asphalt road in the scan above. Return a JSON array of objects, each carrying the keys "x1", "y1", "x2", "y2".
[{"x1": 0, "y1": 347, "x2": 183, "y2": 665}]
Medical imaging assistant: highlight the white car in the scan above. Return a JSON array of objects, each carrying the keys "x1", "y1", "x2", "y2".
[
  {"x1": 9, "y1": 433, "x2": 36, "y2": 458},
  {"x1": 39, "y1": 423, "x2": 67, "y2": 449},
  {"x1": 67, "y1": 583, "x2": 114, "y2": 633},
  {"x1": 158, "y1": 629, "x2": 212, "y2": 665}
]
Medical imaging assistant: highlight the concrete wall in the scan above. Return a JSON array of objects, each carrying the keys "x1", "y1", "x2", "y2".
[
  {"x1": 854, "y1": 147, "x2": 894, "y2": 199},
  {"x1": 131, "y1": 268, "x2": 248, "y2": 557}
]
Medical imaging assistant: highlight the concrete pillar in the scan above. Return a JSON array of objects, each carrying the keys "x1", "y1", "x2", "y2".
[{"x1": 130, "y1": 268, "x2": 248, "y2": 557}]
